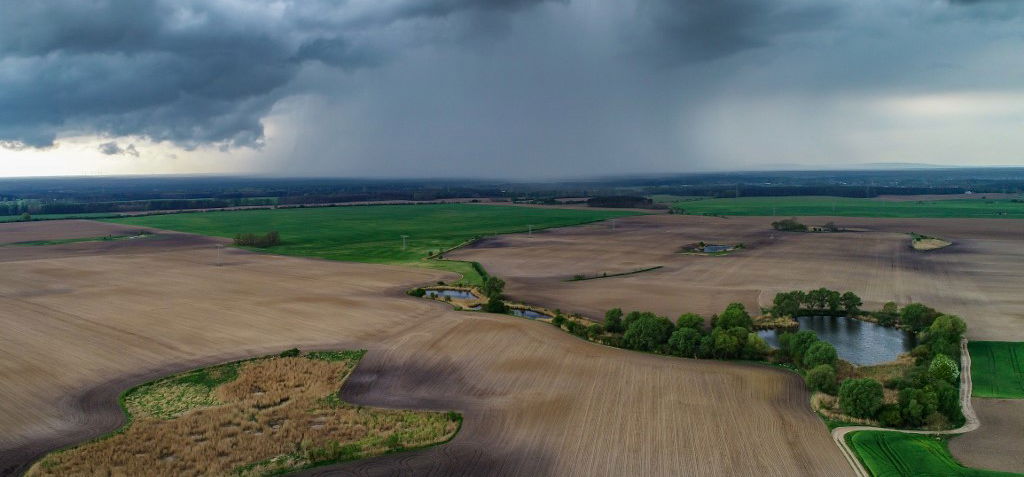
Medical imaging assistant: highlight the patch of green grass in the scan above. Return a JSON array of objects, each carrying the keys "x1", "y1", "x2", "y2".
[
  {"x1": 670, "y1": 196, "x2": 1024, "y2": 219},
  {"x1": 123, "y1": 362, "x2": 240, "y2": 419},
  {"x1": 306, "y1": 350, "x2": 367, "y2": 362},
  {"x1": 969, "y1": 341, "x2": 1024, "y2": 399},
  {"x1": 847, "y1": 431, "x2": 1017, "y2": 476},
  {"x1": 105, "y1": 204, "x2": 639, "y2": 284}
]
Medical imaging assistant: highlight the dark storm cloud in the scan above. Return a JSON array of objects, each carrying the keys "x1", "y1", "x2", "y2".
[
  {"x1": 634, "y1": 0, "x2": 840, "y2": 63},
  {"x1": 98, "y1": 141, "x2": 139, "y2": 157},
  {"x1": 0, "y1": 0, "x2": 552, "y2": 149}
]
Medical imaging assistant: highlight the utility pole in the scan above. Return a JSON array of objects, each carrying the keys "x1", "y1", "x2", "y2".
[
  {"x1": 401, "y1": 235, "x2": 409, "y2": 250},
  {"x1": 216, "y1": 244, "x2": 224, "y2": 266},
  {"x1": 611, "y1": 219, "x2": 616, "y2": 230},
  {"x1": 528, "y1": 225, "x2": 533, "y2": 237}
]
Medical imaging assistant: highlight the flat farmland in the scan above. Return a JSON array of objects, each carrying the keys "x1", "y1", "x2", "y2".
[
  {"x1": 0, "y1": 220, "x2": 850, "y2": 476},
  {"x1": 105, "y1": 204, "x2": 639, "y2": 285},
  {"x1": 449, "y1": 214, "x2": 1024, "y2": 342}
]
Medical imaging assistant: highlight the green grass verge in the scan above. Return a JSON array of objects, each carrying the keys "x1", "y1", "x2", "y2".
[
  {"x1": 104, "y1": 204, "x2": 639, "y2": 284},
  {"x1": 670, "y1": 196, "x2": 1024, "y2": 219},
  {"x1": 969, "y1": 341, "x2": 1024, "y2": 399},
  {"x1": 846, "y1": 431, "x2": 1019, "y2": 476}
]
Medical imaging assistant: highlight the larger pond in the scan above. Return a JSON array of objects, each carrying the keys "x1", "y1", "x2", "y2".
[{"x1": 757, "y1": 316, "x2": 916, "y2": 365}]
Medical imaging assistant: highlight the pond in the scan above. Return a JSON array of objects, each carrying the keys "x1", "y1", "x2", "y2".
[
  {"x1": 425, "y1": 289, "x2": 477, "y2": 300},
  {"x1": 757, "y1": 316, "x2": 916, "y2": 365},
  {"x1": 702, "y1": 244, "x2": 732, "y2": 253},
  {"x1": 510, "y1": 308, "x2": 550, "y2": 319}
]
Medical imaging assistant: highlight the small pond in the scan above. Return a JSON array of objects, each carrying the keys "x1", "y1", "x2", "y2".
[
  {"x1": 757, "y1": 316, "x2": 916, "y2": 365},
  {"x1": 702, "y1": 244, "x2": 732, "y2": 253},
  {"x1": 425, "y1": 289, "x2": 477, "y2": 300},
  {"x1": 510, "y1": 308, "x2": 550, "y2": 319}
]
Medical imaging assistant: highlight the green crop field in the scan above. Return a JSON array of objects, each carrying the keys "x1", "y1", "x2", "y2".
[
  {"x1": 106, "y1": 204, "x2": 639, "y2": 285},
  {"x1": 847, "y1": 431, "x2": 1017, "y2": 477},
  {"x1": 669, "y1": 196, "x2": 1024, "y2": 219},
  {"x1": 969, "y1": 341, "x2": 1024, "y2": 399}
]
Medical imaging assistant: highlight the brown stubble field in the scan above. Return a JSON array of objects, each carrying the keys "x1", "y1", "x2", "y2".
[
  {"x1": 0, "y1": 220, "x2": 851, "y2": 476},
  {"x1": 448, "y1": 214, "x2": 1024, "y2": 342}
]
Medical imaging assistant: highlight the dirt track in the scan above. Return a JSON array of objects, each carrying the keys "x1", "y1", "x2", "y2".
[
  {"x1": 448, "y1": 214, "x2": 1024, "y2": 342},
  {"x1": 0, "y1": 220, "x2": 851, "y2": 476}
]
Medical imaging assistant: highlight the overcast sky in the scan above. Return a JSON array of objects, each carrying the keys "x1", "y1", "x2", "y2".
[{"x1": 1, "y1": 0, "x2": 1022, "y2": 178}]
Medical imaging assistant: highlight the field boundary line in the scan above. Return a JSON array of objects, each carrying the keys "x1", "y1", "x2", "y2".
[{"x1": 830, "y1": 338, "x2": 979, "y2": 477}]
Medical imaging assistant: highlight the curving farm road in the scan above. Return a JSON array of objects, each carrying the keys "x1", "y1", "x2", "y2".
[{"x1": 830, "y1": 338, "x2": 979, "y2": 477}]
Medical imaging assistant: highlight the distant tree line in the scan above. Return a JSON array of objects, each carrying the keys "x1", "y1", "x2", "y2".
[
  {"x1": 586, "y1": 196, "x2": 655, "y2": 208},
  {"x1": 772, "y1": 288, "x2": 863, "y2": 318}
]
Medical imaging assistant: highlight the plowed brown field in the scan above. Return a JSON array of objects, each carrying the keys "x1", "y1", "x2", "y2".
[
  {"x1": 0, "y1": 220, "x2": 850, "y2": 476},
  {"x1": 448, "y1": 214, "x2": 1024, "y2": 341}
]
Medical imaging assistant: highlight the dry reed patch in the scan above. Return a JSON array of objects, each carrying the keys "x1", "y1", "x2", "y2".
[{"x1": 27, "y1": 352, "x2": 460, "y2": 477}]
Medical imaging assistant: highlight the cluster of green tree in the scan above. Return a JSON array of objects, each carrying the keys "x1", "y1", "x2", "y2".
[
  {"x1": 868, "y1": 302, "x2": 942, "y2": 331},
  {"x1": 232, "y1": 231, "x2": 281, "y2": 248},
  {"x1": 772, "y1": 289, "x2": 863, "y2": 317},
  {"x1": 836, "y1": 315, "x2": 966, "y2": 429},
  {"x1": 770, "y1": 218, "x2": 808, "y2": 232},
  {"x1": 3, "y1": 197, "x2": 279, "y2": 216},
  {"x1": 586, "y1": 196, "x2": 654, "y2": 208},
  {"x1": 583, "y1": 303, "x2": 771, "y2": 360}
]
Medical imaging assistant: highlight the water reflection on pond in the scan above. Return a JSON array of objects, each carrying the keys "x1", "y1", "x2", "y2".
[
  {"x1": 425, "y1": 289, "x2": 477, "y2": 300},
  {"x1": 702, "y1": 244, "x2": 732, "y2": 253},
  {"x1": 510, "y1": 308, "x2": 550, "y2": 319},
  {"x1": 757, "y1": 316, "x2": 916, "y2": 365}
]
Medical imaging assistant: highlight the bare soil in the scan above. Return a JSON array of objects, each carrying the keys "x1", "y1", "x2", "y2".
[
  {"x1": 448, "y1": 214, "x2": 1024, "y2": 342},
  {"x1": 948, "y1": 399, "x2": 1024, "y2": 473},
  {"x1": 0, "y1": 219, "x2": 851, "y2": 476}
]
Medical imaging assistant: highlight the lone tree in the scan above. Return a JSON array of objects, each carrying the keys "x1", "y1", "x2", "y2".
[
  {"x1": 839, "y1": 378, "x2": 884, "y2": 419},
  {"x1": 481, "y1": 276, "x2": 506, "y2": 299}
]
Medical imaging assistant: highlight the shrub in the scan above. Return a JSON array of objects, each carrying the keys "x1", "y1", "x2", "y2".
[
  {"x1": 899, "y1": 386, "x2": 938, "y2": 427},
  {"x1": 482, "y1": 297, "x2": 507, "y2": 314},
  {"x1": 803, "y1": 341, "x2": 838, "y2": 369},
  {"x1": 552, "y1": 314, "x2": 566, "y2": 327},
  {"x1": 928, "y1": 354, "x2": 959, "y2": 384},
  {"x1": 19, "y1": 212, "x2": 31, "y2": 221},
  {"x1": 741, "y1": 333, "x2": 771, "y2": 360},
  {"x1": 279, "y1": 348, "x2": 301, "y2": 358},
  {"x1": 623, "y1": 313, "x2": 675, "y2": 351},
  {"x1": 806, "y1": 364, "x2": 837, "y2": 394},
  {"x1": 233, "y1": 231, "x2": 282, "y2": 247},
  {"x1": 408, "y1": 288, "x2": 426, "y2": 297},
  {"x1": 587, "y1": 324, "x2": 604, "y2": 339},
  {"x1": 779, "y1": 330, "x2": 819, "y2": 366},
  {"x1": 926, "y1": 315, "x2": 966, "y2": 344},
  {"x1": 713, "y1": 303, "x2": 753, "y2": 331},
  {"x1": 676, "y1": 312, "x2": 704, "y2": 330},
  {"x1": 604, "y1": 308, "x2": 624, "y2": 333},
  {"x1": 668, "y1": 327, "x2": 703, "y2": 357},
  {"x1": 839, "y1": 378, "x2": 884, "y2": 419},
  {"x1": 771, "y1": 218, "x2": 808, "y2": 232},
  {"x1": 900, "y1": 303, "x2": 940, "y2": 332},
  {"x1": 877, "y1": 404, "x2": 903, "y2": 428}
]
